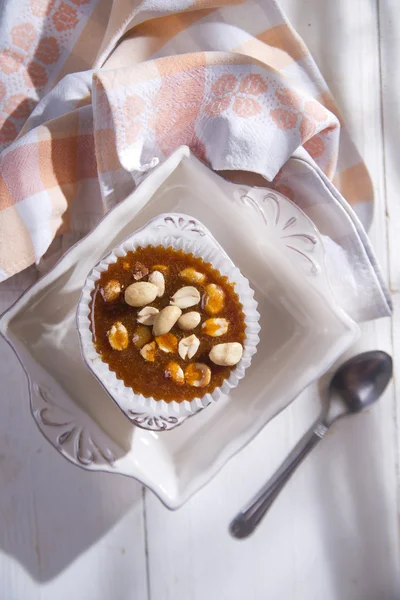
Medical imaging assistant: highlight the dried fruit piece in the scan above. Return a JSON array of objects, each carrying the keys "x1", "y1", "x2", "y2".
[
  {"x1": 178, "y1": 334, "x2": 200, "y2": 360},
  {"x1": 103, "y1": 279, "x2": 121, "y2": 302},
  {"x1": 202, "y1": 283, "x2": 225, "y2": 315},
  {"x1": 156, "y1": 333, "x2": 178, "y2": 353},
  {"x1": 209, "y1": 342, "x2": 243, "y2": 366},
  {"x1": 179, "y1": 267, "x2": 206, "y2": 285},
  {"x1": 202, "y1": 318, "x2": 229, "y2": 337},
  {"x1": 184, "y1": 363, "x2": 211, "y2": 388},
  {"x1": 148, "y1": 270, "x2": 165, "y2": 297},
  {"x1": 140, "y1": 341, "x2": 156, "y2": 361},
  {"x1": 137, "y1": 306, "x2": 159, "y2": 326},
  {"x1": 107, "y1": 321, "x2": 129, "y2": 351},
  {"x1": 132, "y1": 325, "x2": 152, "y2": 349},
  {"x1": 153, "y1": 306, "x2": 182, "y2": 336},
  {"x1": 165, "y1": 362, "x2": 184, "y2": 385},
  {"x1": 170, "y1": 286, "x2": 201, "y2": 309},
  {"x1": 177, "y1": 311, "x2": 201, "y2": 331},
  {"x1": 125, "y1": 282, "x2": 158, "y2": 307},
  {"x1": 133, "y1": 261, "x2": 149, "y2": 280}
]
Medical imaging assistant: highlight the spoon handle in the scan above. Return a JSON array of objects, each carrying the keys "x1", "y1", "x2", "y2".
[{"x1": 229, "y1": 421, "x2": 329, "y2": 539}]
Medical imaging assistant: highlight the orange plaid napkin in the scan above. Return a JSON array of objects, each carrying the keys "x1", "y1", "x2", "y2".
[{"x1": 0, "y1": 0, "x2": 387, "y2": 319}]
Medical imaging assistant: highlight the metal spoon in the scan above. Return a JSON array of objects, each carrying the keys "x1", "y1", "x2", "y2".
[{"x1": 230, "y1": 350, "x2": 393, "y2": 539}]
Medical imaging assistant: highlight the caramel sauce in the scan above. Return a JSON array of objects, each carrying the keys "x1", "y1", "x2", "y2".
[{"x1": 89, "y1": 246, "x2": 246, "y2": 402}]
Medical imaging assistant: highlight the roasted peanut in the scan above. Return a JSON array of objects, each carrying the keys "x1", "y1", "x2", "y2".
[
  {"x1": 178, "y1": 334, "x2": 200, "y2": 360},
  {"x1": 202, "y1": 318, "x2": 229, "y2": 337},
  {"x1": 202, "y1": 283, "x2": 225, "y2": 315},
  {"x1": 184, "y1": 363, "x2": 211, "y2": 388},
  {"x1": 125, "y1": 282, "x2": 158, "y2": 307},
  {"x1": 165, "y1": 362, "x2": 184, "y2": 385},
  {"x1": 140, "y1": 341, "x2": 156, "y2": 361},
  {"x1": 107, "y1": 321, "x2": 129, "y2": 350},
  {"x1": 137, "y1": 306, "x2": 159, "y2": 326},
  {"x1": 153, "y1": 306, "x2": 182, "y2": 336},
  {"x1": 151, "y1": 264, "x2": 168, "y2": 274},
  {"x1": 179, "y1": 267, "x2": 206, "y2": 285},
  {"x1": 209, "y1": 342, "x2": 243, "y2": 366},
  {"x1": 132, "y1": 325, "x2": 152, "y2": 349},
  {"x1": 177, "y1": 311, "x2": 201, "y2": 331},
  {"x1": 170, "y1": 286, "x2": 201, "y2": 309},
  {"x1": 155, "y1": 333, "x2": 178, "y2": 353},
  {"x1": 103, "y1": 279, "x2": 121, "y2": 302},
  {"x1": 148, "y1": 270, "x2": 165, "y2": 297}
]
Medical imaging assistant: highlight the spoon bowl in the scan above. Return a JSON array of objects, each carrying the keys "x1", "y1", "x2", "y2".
[
  {"x1": 328, "y1": 350, "x2": 393, "y2": 414},
  {"x1": 325, "y1": 350, "x2": 393, "y2": 426}
]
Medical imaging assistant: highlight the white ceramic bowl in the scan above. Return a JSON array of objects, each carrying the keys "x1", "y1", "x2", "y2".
[{"x1": 76, "y1": 213, "x2": 260, "y2": 431}]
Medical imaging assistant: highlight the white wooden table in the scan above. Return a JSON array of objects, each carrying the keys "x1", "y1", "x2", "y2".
[{"x1": 1, "y1": 1, "x2": 399, "y2": 598}]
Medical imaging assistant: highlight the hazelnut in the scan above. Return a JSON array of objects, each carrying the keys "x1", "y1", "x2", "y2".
[{"x1": 132, "y1": 325, "x2": 152, "y2": 349}]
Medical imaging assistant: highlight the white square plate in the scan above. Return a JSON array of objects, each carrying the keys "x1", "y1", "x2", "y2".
[{"x1": 0, "y1": 150, "x2": 359, "y2": 508}]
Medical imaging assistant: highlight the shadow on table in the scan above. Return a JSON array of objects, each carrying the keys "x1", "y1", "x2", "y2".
[
  {"x1": 311, "y1": 390, "x2": 399, "y2": 600},
  {"x1": 295, "y1": 1, "x2": 400, "y2": 593},
  {"x1": 0, "y1": 334, "x2": 145, "y2": 583}
]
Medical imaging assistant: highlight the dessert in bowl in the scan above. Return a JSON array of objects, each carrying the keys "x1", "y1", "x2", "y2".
[{"x1": 77, "y1": 213, "x2": 260, "y2": 430}]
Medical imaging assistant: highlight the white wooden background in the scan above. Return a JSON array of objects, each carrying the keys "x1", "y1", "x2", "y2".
[{"x1": 1, "y1": 1, "x2": 399, "y2": 598}]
